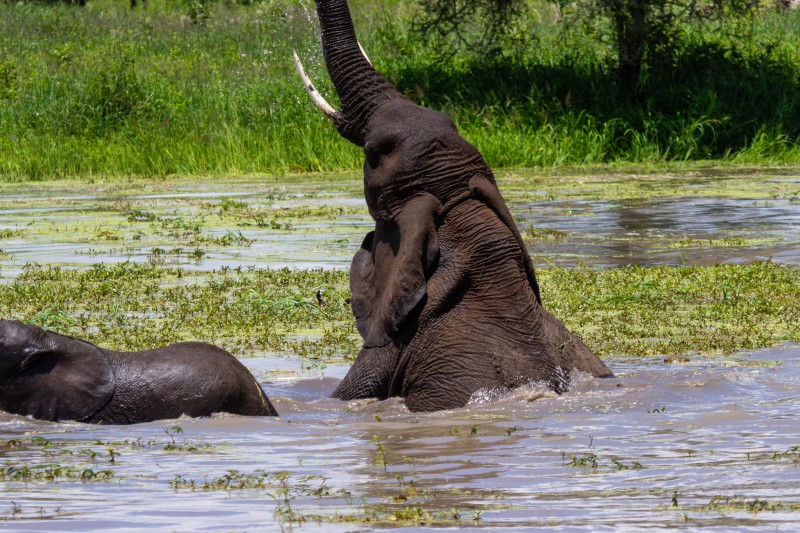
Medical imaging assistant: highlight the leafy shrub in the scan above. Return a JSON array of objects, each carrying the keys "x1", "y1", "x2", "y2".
[
  {"x1": 84, "y1": 53, "x2": 151, "y2": 132},
  {"x1": 0, "y1": 59, "x2": 16, "y2": 100}
]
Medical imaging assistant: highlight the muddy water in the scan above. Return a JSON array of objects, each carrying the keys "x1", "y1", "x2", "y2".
[
  {"x1": 1, "y1": 346, "x2": 799, "y2": 530},
  {"x1": 1, "y1": 172, "x2": 799, "y2": 279},
  {"x1": 1, "y1": 170, "x2": 800, "y2": 530},
  {"x1": 0, "y1": 180, "x2": 371, "y2": 276},
  {"x1": 520, "y1": 196, "x2": 800, "y2": 267}
]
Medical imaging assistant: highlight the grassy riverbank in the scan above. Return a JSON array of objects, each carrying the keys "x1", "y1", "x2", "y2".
[{"x1": 0, "y1": 0, "x2": 798, "y2": 181}]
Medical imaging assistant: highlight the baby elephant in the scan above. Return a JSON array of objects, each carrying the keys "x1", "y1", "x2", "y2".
[{"x1": 0, "y1": 320, "x2": 277, "y2": 424}]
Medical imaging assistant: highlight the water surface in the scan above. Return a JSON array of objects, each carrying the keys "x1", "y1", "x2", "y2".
[
  {"x1": 1, "y1": 346, "x2": 798, "y2": 530},
  {"x1": 1, "y1": 170, "x2": 799, "y2": 530},
  {"x1": 1, "y1": 170, "x2": 799, "y2": 278}
]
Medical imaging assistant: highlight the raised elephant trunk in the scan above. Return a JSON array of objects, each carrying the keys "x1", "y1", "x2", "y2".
[
  {"x1": 302, "y1": 0, "x2": 613, "y2": 412},
  {"x1": 298, "y1": 0, "x2": 405, "y2": 146}
]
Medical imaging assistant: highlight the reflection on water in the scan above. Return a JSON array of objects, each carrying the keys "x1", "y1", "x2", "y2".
[
  {"x1": 521, "y1": 196, "x2": 800, "y2": 267},
  {"x1": 1, "y1": 173, "x2": 800, "y2": 278},
  {"x1": 0, "y1": 180, "x2": 371, "y2": 277},
  {"x1": 1, "y1": 346, "x2": 798, "y2": 530}
]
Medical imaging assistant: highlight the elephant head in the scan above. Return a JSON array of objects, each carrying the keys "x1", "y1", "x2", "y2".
[
  {"x1": 0, "y1": 320, "x2": 115, "y2": 421},
  {"x1": 298, "y1": 0, "x2": 612, "y2": 411},
  {"x1": 0, "y1": 320, "x2": 277, "y2": 423}
]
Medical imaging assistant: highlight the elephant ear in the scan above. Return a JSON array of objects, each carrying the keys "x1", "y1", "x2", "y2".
[
  {"x1": 0, "y1": 329, "x2": 115, "y2": 422},
  {"x1": 350, "y1": 192, "x2": 442, "y2": 348},
  {"x1": 469, "y1": 174, "x2": 542, "y2": 304}
]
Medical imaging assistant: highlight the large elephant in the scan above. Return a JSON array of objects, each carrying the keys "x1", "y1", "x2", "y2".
[
  {"x1": 296, "y1": 0, "x2": 613, "y2": 412},
  {"x1": 0, "y1": 320, "x2": 277, "y2": 424}
]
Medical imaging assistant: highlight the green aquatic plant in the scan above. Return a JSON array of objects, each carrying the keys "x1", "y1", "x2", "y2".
[
  {"x1": 1, "y1": 502, "x2": 67, "y2": 521},
  {"x1": 0, "y1": 229, "x2": 22, "y2": 239},
  {"x1": 542, "y1": 261, "x2": 800, "y2": 357},
  {"x1": 697, "y1": 495, "x2": 800, "y2": 514},
  {"x1": 2, "y1": 262, "x2": 360, "y2": 358},
  {"x1": 0, "y1": 463, "x2": 114, "y2": 483},
  {"x1": 167, "y1": 465, "x2": 482, "y2": 527},
  {"x1": 170, "y1": 469, "x2": 276, "y2": 491},
  {"x1": 567, "y1": 453, "x2": 646, "y2": 471},
  {"x1": 568, "y1": 453, "x2": 599, "y2": 470},
  {"x1": 771, "y1": 445, "x2": 800, "y2": 463},
  {"x1": 1, "y1": 261, "x2": 797, "y2": 359}
]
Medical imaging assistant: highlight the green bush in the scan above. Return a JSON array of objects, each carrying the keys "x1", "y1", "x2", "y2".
[
  {"x1": 0, "y1": 0, "x2": 797, "y2": 181},
  {"x1": 0, "y1": 59, "x2": 16, "y2": 100}
]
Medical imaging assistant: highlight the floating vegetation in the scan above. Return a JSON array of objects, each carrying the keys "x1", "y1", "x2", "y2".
[
  {"x1": 169, "y1": 461, "x2": 488, "y2": 527},
  {"x1": 501, "y1": 168, "x2": 800, "y2": 203},
  {"x1": 0, "y1": 229, "x2": 22, "y2": 239},
  {"x1": 565, "y1": 451, "x2": 646, "y2": 471},
  {"x1": 2, "y1": 262, "x2": 360, "y2": 359},
  {"x1": 162, "y1": 426, "x2": 216, "y2": 453},
  {"x1": 666, "y1": 237, "x2": 778, "y2": 249},
  {"x1": 0, "y1": 463, "x2": 114, "y2": 483},
  {"x1": 524, "y1": 224, "x2": 568, "y2": 241},
  {"x1": 170, "y1": 469, "x2": 283, "y2": 491},
  {"x1": 695, "y1": 495, "x2": 800, "y2": 514},
  {"x1": 771, "y1": 445, "x2": 800, "y2": 463},
  {"x1": 1, "y1": 426, "x2": 215, "y2": 469},
  {"x1": 1, "y1": 261, "x2": 797, "y2": 359},
  {"x1": 542, "y1": 261, "x2": 800, "y2": 357},
  {"x1": 1, "y1": 502, "x2": 70, "y2": 521},
  {"x1": 567, "y1": 452, "x2": 599, "y2": 470}
]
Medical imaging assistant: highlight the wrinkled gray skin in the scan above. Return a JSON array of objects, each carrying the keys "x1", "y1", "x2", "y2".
[
  {"x1": 312, "y1": 0, "x2": 613, "y2": 412},
  {"x1": 0, "y1": 320, "x2": 276, "y2": 424}
]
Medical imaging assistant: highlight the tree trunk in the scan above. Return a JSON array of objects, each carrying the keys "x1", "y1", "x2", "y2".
[{"x1": 612, "y1": 0, "x2": 647, "y2": 99}]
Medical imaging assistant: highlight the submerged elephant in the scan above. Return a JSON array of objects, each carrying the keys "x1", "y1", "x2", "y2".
[
  {"x1": 296, "y1": 0, "x2": 613, "y2": 411},
  {"x1": 0, "y1": 320, "x2": 276, "y2": 424}
]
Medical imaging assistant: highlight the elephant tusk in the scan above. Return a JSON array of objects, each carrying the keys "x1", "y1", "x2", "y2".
[
  {"x1": 292, "y1": 50, "x2": 339, "y2": 119},
  {"x1": 358, "y1": 41, "x2": 372, "y2": 66}
]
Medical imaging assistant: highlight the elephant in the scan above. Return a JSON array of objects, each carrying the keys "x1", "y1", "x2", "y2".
[
  {"x1": 0, "y1": 320, "x2": 277, "y2": 424},
  {"x1": 295, "y1": 0, "x2": 613, "y2": 412}
]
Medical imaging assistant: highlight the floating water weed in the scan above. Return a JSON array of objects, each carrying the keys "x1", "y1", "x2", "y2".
[
  {"x1": 372, "y1": 436, "x2": 388, "y2": 468},
  {"x1": 1, "y1": 502, "x2": 67, "y2": 521},
  {"x1": 2, "y1": 261, "x2": 797, "y2": 359},
  {"x1": 162, "y1": 426, "x2": 213, "y2": 453},
  {"x1": 525, "y1": 224, "x2": 568, "y2": 241},
  {"x1": 566, "y1": 453, "x2": 647, "y2": 472},
  {"x1": 0, "y1": 463, "x2": 114, "y2": 483},
  {"x1": 568, "y1": 453, "x2": 599, "y2": 470},
  {"x1": 0, "y1": 229, "x2": 22, "y2": 239},
  {"x1": 771, "y1": 445, "x2": 800, "y2": 463},
  {"x1": 446, "y1": 425, "x2": 481, "y2": 436},
  {"x1": 543, "y1": 261, "x2": 800, "y2": 357},
  {"x1": 700, "y1": 495, "x2": 800, "y2": 513},
  {"x1": 611, "y1": 459, "x2": 645, "y2": 470}
]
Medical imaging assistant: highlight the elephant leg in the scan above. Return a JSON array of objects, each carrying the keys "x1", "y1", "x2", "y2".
[{"x1": 332, "y1": 344, "x2": 400, "y2": 401}]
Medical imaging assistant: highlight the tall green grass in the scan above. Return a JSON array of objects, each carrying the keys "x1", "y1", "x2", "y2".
[
  {"x1": 0, "y1": 0, "x2": 363, "y2": 180},
  {"x1": 0, "y1": 0, "x2": 798, "y2": 181}
]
